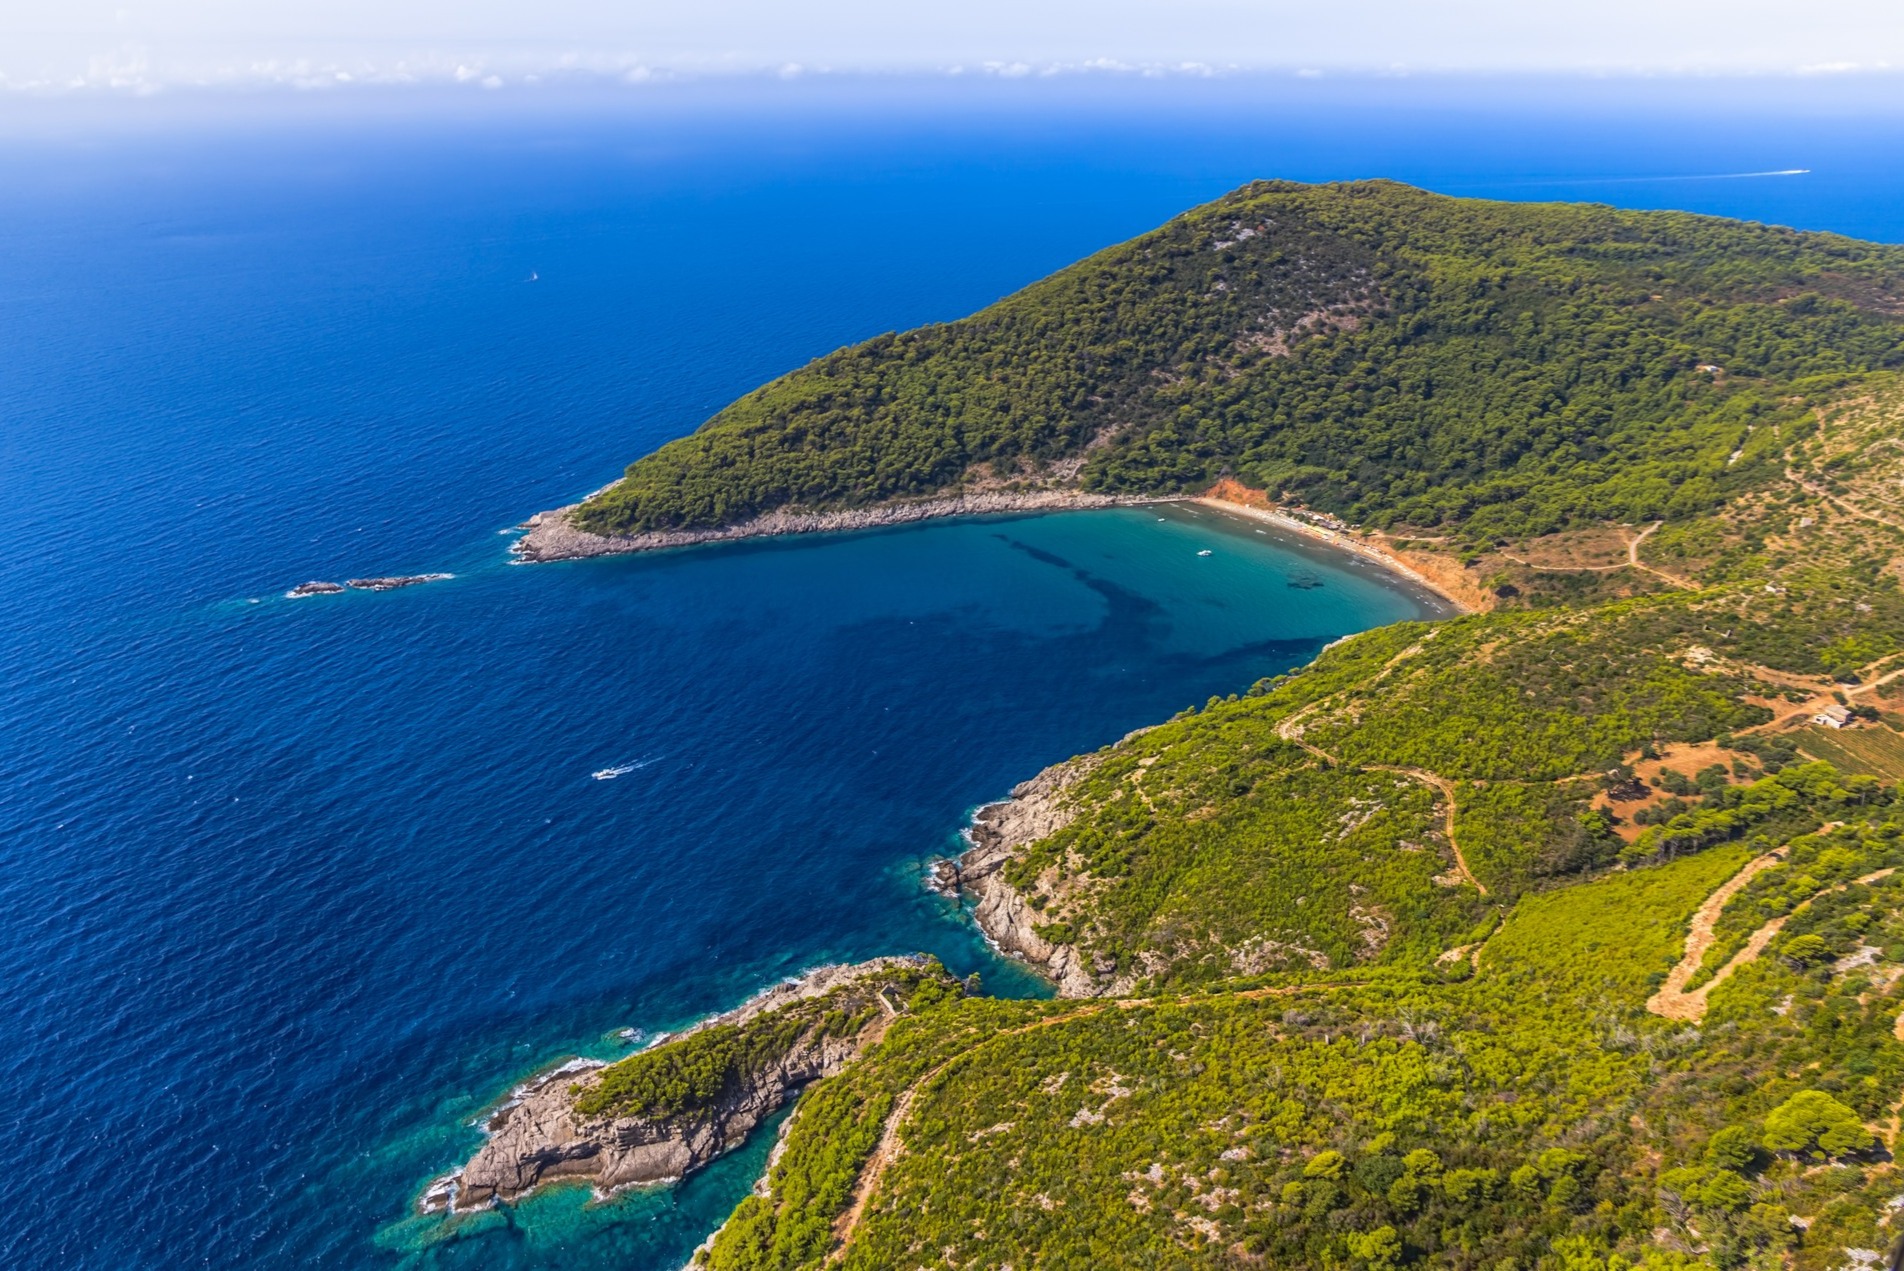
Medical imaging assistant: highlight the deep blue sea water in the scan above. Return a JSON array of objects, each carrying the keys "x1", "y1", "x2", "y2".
[{"x1": 5, "y1": 75, "x2": 1904, "y2": 1269}]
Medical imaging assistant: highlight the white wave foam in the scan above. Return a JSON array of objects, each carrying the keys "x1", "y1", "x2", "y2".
[{"x1": 591, "y1": 756, "x2": 660, "y2": 779}]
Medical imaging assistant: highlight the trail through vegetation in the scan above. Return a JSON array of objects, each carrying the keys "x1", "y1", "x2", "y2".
[{"x1": 1646, "y1": 848, "x2": 1792, "y2": 1021}]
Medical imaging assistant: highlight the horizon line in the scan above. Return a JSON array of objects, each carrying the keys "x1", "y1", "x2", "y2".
[{"x1": 6, "y1": 60, "x2": 1904, "y2": 99}]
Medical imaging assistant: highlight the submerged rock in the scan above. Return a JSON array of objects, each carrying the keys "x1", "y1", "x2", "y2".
[{"x1": 286, "y1": 581, "x2": 345, "y2": 597}]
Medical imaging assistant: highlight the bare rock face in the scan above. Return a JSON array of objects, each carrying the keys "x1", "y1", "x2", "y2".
[
  {"x1": 939, "y1": 756, "x2": 1124, "y2": 999},
  {"x1": 424, "y1": 959, "x2": 941, "y2": 1213},
  {"x1": 968, "y1": 877, "x2": 1109, "y2": 999}
]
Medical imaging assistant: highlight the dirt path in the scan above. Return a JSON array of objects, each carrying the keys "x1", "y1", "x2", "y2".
[
  {"x1": 1276, "y1": 704, "x2": 1338, "y2": 765},
  {"x1": 827, "y1": 1005, "x2": 1111, "y2": 1260},
  {"x1": 1785, "y1": 465, "x2": 1904, "y2": 534},
  {"x1": 1731, "y1": 661, "x2": 1904, "y2": 739},
  {"x1": 1496, "y1": 522, "x2": 1698, "y2": 591},
  {"x1": 1623, "y1": 522, "x2": 1701, "y2": 591},
  {"x1": 827, "y1": 981, "x2": 1349, "y2": 1261},
  {"x1": 1647, "y1": 848, "x2": 1789, "y2": 1021},
  {"x1": 1368, "y1": 765, "x2": 1486, "y2": 894},
  {"x1": 1275, "y1": 686, "x2": 1481, "y2": 895},
  {"x1": 1648, "y1": 854, "x2": 1897, "y2": 1022}
]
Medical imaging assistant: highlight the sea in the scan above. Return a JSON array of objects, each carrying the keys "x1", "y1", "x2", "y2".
[{"x1": 4, "y1": 73, "x2": 1904, "y2": 1269}]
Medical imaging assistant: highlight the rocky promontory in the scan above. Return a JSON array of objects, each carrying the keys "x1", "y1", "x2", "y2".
[
  {"x1": 934, "y1": 754, "x2": 1131, "y2": 999},
  {"x1": 511, "y1": 489, "x2": 1171, "y2": 563},
  {"x1": 422, "y1": 957, "x2": 960, "y2": 1214}
]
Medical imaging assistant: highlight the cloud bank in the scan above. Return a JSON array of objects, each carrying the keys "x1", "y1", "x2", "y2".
[{"x1": 4, "y1": 0, "x2": 1903, "y2": 93}]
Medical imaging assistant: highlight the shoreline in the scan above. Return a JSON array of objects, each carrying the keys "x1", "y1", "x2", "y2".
[
  {"x1": 511, "y1": 481, "x2": 1477, "y2": 615},
  {"x1": 1189, "y1": 491, "x2": 1479, "y2": 615},
  {"x1": 510, "y1": 488, "x2": 1173, "y2": 563},
  {"x1": 421, "y1": 958, "x2": 928, "y2": 1216},
  {"x1": 930, "y1": 491, "x2": 1476, "y2": 996}
]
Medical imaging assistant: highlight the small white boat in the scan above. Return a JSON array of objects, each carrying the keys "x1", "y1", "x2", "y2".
[{"x1": 1197, "y1": 549, "x2": 1212, "y2": 557}]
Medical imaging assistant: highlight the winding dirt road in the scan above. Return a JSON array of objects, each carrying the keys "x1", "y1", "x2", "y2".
[
  {"x1": 1646, "y1": 848, "x2": 1790, "y2": 1021},
  {"x1": 1275, "y1": 696, "x2": 1484, "y2": 895},
  {"x1": 1496, "y1": 522, "x2": 1697, "y2": 592},
  {"x1": 1648, "y1": 851, "x2": 1895, "y2": 1023},
  {"x1": 1368, "y1": 765, "x2": 1486, "y2": 894}
]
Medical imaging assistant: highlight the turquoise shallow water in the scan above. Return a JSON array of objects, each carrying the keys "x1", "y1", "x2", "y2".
[{"x1": 4, "y1": 75, "x2": 1903, "y2": 1269}]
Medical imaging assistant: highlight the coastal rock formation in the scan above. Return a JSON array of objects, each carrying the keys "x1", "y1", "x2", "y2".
[
  {"x1": 511, "y1": 490, "x2": 1166, "y2": 563},
  {"x1": 286, "y1": 575, "x2": 452, "y2": 597},
  {"x1": 424, "y1": 957, "x2": 956, "y2": 1213},
  {"x1": 938, "y1": 755, "x2": 1122, "y2": 998},
  {"x1": 346, "y1": 573, "x2": 452, "y2": 591}
]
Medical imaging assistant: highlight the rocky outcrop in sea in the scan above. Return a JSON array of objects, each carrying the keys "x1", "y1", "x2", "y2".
[
  {"x1": 347, "y1": 574, "x2": 452, "y2": 591},
  {"x1": 285, "y1": 574, "x2": 452, "y2": 597}
]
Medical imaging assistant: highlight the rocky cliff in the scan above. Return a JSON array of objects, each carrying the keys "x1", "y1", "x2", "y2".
[
  {"x1": 423, "y1": 958, "x2": 955, "y2": 1213},
  {"x1": 936, "y1": 754, "x2": 1131, "y2": 999}
]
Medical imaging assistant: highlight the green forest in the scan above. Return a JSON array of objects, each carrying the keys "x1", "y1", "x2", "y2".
[
  {"x1": 570, "y1": 181, "x2": 1904, "y2": 547},
  {"x1": 475, "y1": 187, "x2": 1904, "y2": 1268}
]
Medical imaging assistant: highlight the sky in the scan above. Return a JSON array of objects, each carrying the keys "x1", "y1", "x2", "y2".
[{"x1": 5, "y1": 0, "x2": 1904, "y2": 93}]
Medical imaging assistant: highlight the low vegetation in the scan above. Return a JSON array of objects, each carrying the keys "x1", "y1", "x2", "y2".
[{"x1": 577, "y1": 960, "x2": 961, "y2": 1120}]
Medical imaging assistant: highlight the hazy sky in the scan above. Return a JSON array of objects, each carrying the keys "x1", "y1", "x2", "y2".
[{"x1": 5, "y1": 0, "x2": 1903, "y2": 91}]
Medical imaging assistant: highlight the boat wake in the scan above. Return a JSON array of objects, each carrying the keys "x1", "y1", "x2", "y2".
[{"x1": 591, "y1": 757, "x2": 660, "y2": 780}]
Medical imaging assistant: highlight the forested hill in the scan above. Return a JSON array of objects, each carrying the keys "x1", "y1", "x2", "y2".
[{"x1": 573, "y1": 180, "x2": 1904, "y2": 541}]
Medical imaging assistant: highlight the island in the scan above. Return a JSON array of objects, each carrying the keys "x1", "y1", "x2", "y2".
[{"x1": 445, "y1": 181, "x2": 1904, "y2": 1271}]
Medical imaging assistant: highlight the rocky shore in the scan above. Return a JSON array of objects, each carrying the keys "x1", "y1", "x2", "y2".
[
  {"x1": 285, "y1": 574, "x2": 452, "y2": 598},
  {"x1": 422, "y1": 958, "x2": 946, "y2": 1214},
  {"x1": 347, "y1": 573, "x2": 453, "y2": 591},
  {"x1": 933, "y1": 754, "x2": 1131, "y2": 999},
  {"x1": 511, "y1": 488, "x2": 1172, "y2": 563}
]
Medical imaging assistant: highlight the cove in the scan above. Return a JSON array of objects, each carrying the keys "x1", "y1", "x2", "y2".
[{"x1": 369, "y1": 502, "x2": 1444, "y2": 1266}]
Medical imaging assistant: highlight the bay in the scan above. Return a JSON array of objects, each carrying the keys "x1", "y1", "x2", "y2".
[{"x1": 3, "y1": 75, "x2": 1902, "y2": 1268}]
